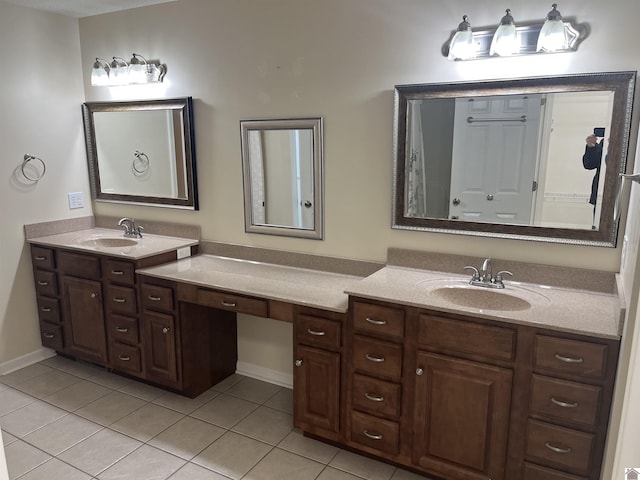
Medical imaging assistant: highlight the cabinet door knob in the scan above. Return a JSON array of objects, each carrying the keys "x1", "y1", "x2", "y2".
[
  {"x1": 90, "y1": 292, "x2": 98, "y2": 299},
  {"x1": 416, "y1": 367, "x2": 424, "y2": 376},
  {"x1": 295, "y1": 359, "x2": 303, "y2": 367},
  {"x1": 162, "y1": 327, "x2": 170, "y2": 334}
]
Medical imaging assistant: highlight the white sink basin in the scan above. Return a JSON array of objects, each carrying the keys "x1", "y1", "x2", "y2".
[{"x1": 78, "y1": 237, "x2": 139, "y2": 248}]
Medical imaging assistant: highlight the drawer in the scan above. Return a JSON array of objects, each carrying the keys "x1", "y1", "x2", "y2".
[
  {"x1": 418, "y1": 314, "x2": 515, "y2": 362},
  {"x1": 57, "y1": 251, "x2": 101, "y2": 279},
  {"x1": 110, "y1": 343, "x2": 142, "y2": 373},
  {"x1": 530, "y1": 374, "x2": 601, "y2": 428},
  {"x1": 195, "y1": 288, "x2": 267, "y2": 317},
  {"x1": 352, "y1": 373, "x2": 401, "y2": 418},
  {"x1": 34, "y1": 270, "x2": 58, "y2": 297},
  {"x1": 107, "y1": 314, "x2": 139, "y2": 346},
  {"x1": 296, "y1": 314, "x2": 341, "y2": 350},
  {"x1": 525, "y1": 420, "x2": 594, "y2": 476},
  {"x1": 353, "y1": 301, "x2": 404, "y2": 339},
  {"x1": 523, "y1": 462, "x2": 588, "y2": 480},
  {"x1": 535, "y1": 336, "x2": 608, "y2": 379},
  {"x1": 31, "y1": 246, "x2": 55, "y2": 269},
  {"x1": 104, "y1": 259, "x2": 135, "y2": 285},
  {"x1": 352, "y1": 335, "x2": 403, "y2": 379},
  {"x1": 105, "y1": 284, "x2": 137, "y2": 315},
  {"x1": 350, "y1": 410, "x2": 399, "y2": 455},
  {"x1": 40, "y1": 322, "x2": 63, "y2": 350},
  {"x1": 36, "y1": 296, "x2": 61, "y2": 324},
  {"x1": 141, "y1": 283, "x2": 175, "y2": 312}
]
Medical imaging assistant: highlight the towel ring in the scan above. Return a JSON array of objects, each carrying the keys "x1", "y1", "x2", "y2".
[
  {"x1": 133, "y1": 150, "x2": 150, "y2": 174},
  {"x1": 21, "y1": 154, "x2": 46, "y2": 182}
]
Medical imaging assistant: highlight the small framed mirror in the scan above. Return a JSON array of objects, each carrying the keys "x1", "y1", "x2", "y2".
[
  {"x1": 82, "y1": 97, "x2": 198, "y2": 209},
  {"x1": 240, "y1": 117, "x2": 324, "y2": 239}
]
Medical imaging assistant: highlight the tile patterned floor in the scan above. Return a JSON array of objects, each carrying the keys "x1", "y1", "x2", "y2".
[{"x1": 0, "y1": 356, "x2": 430, "y2": 480}]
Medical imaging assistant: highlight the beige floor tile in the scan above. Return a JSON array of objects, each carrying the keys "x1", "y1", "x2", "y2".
[
  {"x1": 74, "y1": 390, "x2": 146, "y2": 426},
  {"x1": 278, "y1": 430, "x2": 340, "y2": 464},
  {"x1": 40, "y1": 356, "x2": 103, "y2": 379},
  {"x1": 0, "y1": 363, "x2": 53, "y2": 387},
  {"x1": 244, "y1": 447, "x2": 324, "y2": 480},
  {"x1": 13, "y1": 369, "x2": 81, "y2": 398},
  {"x1": 57, "y1": 428, "x2": 142, "y2": 476},
  {"x1": 0, "y1": 388, "x2": 37, "y2": 417},
  {"x1": 0, "y1": 383, "x2": 7, "y2": 393},
  {"x1": 169, "y1": 462, "x2": 231, "y2": 480},
  {"x1": 211, "y1": 374, "x2": 245, "y2": 392},
  {"x1": 191, "y1": 394, "x2": 259, "y2": 429},
  {"x1": 17, "y1": 458, "x2": 92, "y2": 480},
  {"x1": 231, "y1": 405, "x2": 293, "y2": 445},
  {"x1": 23, "y1": 414, "x2": 102, "y2": 456},
  {"x1": 224, "y1": 377, "x2": 282, "y2": 404},
  {"x1": 192, "y1": 431, "x2": 271, "y2": 479},
  {"x1": 264, "y1": 387, "x2": 293, "y2": 414},
  {"x1": 152, "y1": 388, "x2": 219, "y2": 414},
  {"x1": 85, "y1": 369, "x2": 133, "y2": 390},
  {"x1": 97, "y1": 444, "x2": 186, "y2": 480},
  {"x1": 117, "y1": 380, "x2": 166, "y2": 401},
  {"x1": 329, "y1": 450, "x2": 396, "y2": 480},
  {"x1": 149, "y1": 416, "x2": 225, "y2": 460},
  {"x1": 0, "y1": 400, "x2": 67, "y2": 437},
  {"x1": 316, "y1": 466, "x2": 366, "y2": 480},
  {"x1": 391, "y1": 468, "x2": 435, "y2": 479},
  {"x1": 2, "y1": 431, "x2": 18, "y2": 446},
  {"x1": 4, "y1": 440, "x2": 51, "y2": 479},
  {"x1": 110, "y1": 403, "x2": 184, "y2": 442},
  {"x1": 43, "y1": 379, "x2": 112, "y2": 411}
]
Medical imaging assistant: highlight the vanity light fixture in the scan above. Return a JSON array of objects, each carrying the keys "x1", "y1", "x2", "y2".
[
  {"x1": 444, "y1": 3, "x2": 586, "y2": 61},
  {"x1": 90, "y1": 53, "x2": 166, "y2": 86}
]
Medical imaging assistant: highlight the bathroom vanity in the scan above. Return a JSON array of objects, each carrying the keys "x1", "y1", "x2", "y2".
[{"x1": 26, "y1": 229, "x2": 623, "y2": 480}]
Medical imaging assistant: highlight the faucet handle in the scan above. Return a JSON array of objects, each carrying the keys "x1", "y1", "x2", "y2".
[
  {"x1": 134, "y1": 225, "x2": 144, "y2": 238},
  {"x1": 464, "y1": 265, "x2": 480, "y2": 280},
  {"x1": 494, "y1": 270, "x2": 513, "y2": 283}
]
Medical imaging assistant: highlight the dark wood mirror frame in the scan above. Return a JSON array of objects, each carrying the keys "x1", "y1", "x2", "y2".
[
  {"x1": 82, "y1": 97, "x2": 198, "y2": 210},
  {"x1": 392, "y1": 71, "x2": 636, "y2": 247}
]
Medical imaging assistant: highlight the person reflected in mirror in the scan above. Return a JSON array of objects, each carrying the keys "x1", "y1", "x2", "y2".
[{"x1": 582, "y1": 132, "x2": 605, "y2": 229}]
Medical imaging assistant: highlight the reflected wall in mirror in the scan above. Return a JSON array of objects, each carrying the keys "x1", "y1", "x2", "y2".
[
  {"x1": 393, "y1": 72, "x2": 636, "y2": 246},
  {"x1": 82, "y1": 97, "x2": 198, "y2": 209},
  {"x1": 240, "y1": 117, "x2": 323, "y2": 239}
]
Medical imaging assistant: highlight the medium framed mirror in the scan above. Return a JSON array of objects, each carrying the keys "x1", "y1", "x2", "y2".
[
  {"x1": 392, "y1": 71, "x2": 636, "y2": 247},
  {"x1": 82, "y1": 97, "x2": 198, "y2": 209},
  {"x1": 240, "y1": 117, "x2": 324, "y2": 239}
]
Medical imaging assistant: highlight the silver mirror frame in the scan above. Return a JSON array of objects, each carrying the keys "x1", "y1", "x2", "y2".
[
  {"x1": 82, "y1": 97, "x2": 198, "y2": 210},
  {"x1": 392, "y1": 72, "x2": 636, "y2": 247},
  {"x1": 240, "y1": 117, "x2": 324, "y2": 240}
]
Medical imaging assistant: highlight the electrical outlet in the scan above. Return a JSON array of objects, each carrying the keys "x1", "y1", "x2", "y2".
[
  {"x1": 176, "y1": 246, "x2": 192, "y2": 259},
  {"x1": 68, "y1": 192, "x2": 84, "y2": 209}
]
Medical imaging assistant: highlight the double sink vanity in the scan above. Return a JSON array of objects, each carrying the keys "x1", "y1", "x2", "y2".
[{"x1": 25, "y1": 219, "x2": 623, "y2": 480}]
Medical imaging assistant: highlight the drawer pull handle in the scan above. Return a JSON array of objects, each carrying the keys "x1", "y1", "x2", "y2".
[
  {"x1": 222, "y1": 301, "x2": 237, "y2": 307},
  {"x1": 554, "y1": 353, "x2": 584, "y2": 364},
  {"x1": 118, "y1": 355, "x2": 131, "y2": 361},
  {"x1": 363, "y1": 430, "x2": 383, "y2": 440},
  {"x1": 148, "y1": 295, "x2": 162, "y2": 301},
  {"x1": 307, "y1": 329, "x2": 326, "y2": 336},
  {"x1": 115, "y1": 327, "x2": 129, "y2": 333},
  {"x1": 113, "y1": 297, "x2": 126, "y2": 303},
  {"x1": 43, "y1": 333, "x2": 55, "y2": 338},
  {"x1": 111, "y1": 270, "x2": 124, "y2": 276},
  {"x1": 365, "y1": 317, "x2": 387, "y2": 326},
  {"x1": 365, "y1": 354, "x2": 385, "y2": 363},
  {"x1": 364, "y1": 392, "x2": 384, "y2": 402},
  {"x1": 551, "y1": 397, "x2": 579, "y2": 408},
  {"x1": 35, "y1": 256, "x2": 47, "y2": 261},
  {"x1": 37, "y1": 281, "x2": 49, "y2": 286},
  {"x1": 545, "y1": 442, "x2": 572, "y2": 454},
  {"x1": 40, "y1": 307, "x2": 52, "y2": 312}
]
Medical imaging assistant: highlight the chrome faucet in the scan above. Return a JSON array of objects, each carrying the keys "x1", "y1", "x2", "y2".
[
  {"x1": 117, "y1": 217, "x2": 143, "y2": 238},
  {"x1": 464, "y1": 258, "x2": 513, "y2": 289}
]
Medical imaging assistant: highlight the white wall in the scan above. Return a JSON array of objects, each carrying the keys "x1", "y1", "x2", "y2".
[{"x1": 0, "y1": 2, "x2": 91, "y2": 366}]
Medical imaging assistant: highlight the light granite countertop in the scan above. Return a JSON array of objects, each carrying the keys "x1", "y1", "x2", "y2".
[
  {"x1": 27, "y1": 227, "x2": 198, "y2": 260},
  {"x1": 345, "y1": 265, "x2": 624, "y2": 340},
  {"x1": 137, "y1": 254, "x2": 365, "y2": 313}
]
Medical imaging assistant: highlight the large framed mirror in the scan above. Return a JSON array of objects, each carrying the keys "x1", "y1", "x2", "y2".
[
  {"x1": 82, "y1": 97, "x2": 198, "y2": 209},
  {"x1": 240, "y1": 117, "x2": 324, "y2": 239},
  {"x1": 392, "y1": 71, "x2": 636, "y2": 247}
]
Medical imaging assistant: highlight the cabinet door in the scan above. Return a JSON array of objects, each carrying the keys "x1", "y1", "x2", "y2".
[
  {"x1": 63, "y1": 276, "x2": 107, "y2": 364},
  {"x1": 294, "y1": 345, "x2": 340, "y2": 435},
  {"x1": 413, "y1": 352, "x2": 512, "y2": 480},
  {"x1": 142, "y1": 310, "x2": 179, "y2": 387}
]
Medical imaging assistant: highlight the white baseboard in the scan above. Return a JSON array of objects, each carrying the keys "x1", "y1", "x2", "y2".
[
  {"x1": 235, "y1": 361, "x2": 293, "y2": 389},
  {"x1": 0, "y1": 347, "x2": 56, "y2": 376}
]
